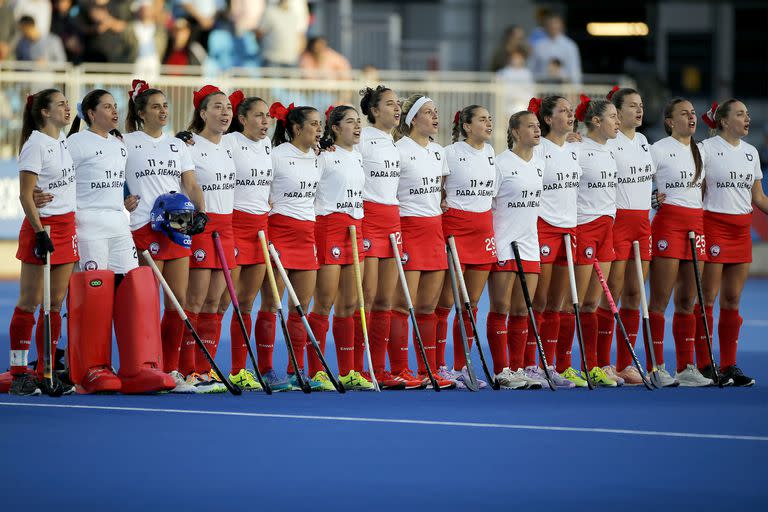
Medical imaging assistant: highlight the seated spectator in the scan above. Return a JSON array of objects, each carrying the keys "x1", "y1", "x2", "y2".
[
  {"x1": 496, "y1": 49, "x2": 534, "y2": 116},
  {"x1": 174, "y1": 0, "x2": 220, "y2": 48},
  {"x1": 0, "y1": 0, "x2": 15, "y2": 61},
  {"x1": 14, "y1": 15, "x2": 66, "y2": 64},
  {"x1": 163, "y1": 17, "x2": 207, "y2": 69},
  {"x1": 13, "y1": 0, "x2": 52, "y2": 35},
  {"x1": 77, "y1": 0, "x2": 137, "y2": 63},
  {"x1": 257, "y1": 0, "x2": 304, "y2": 68},
  {"x1": 528, "y1": 11, "x2": 582, "y2": 84},
  {"x1": 298, "y1": 36, "x2": 351, "y2": 79},
  {"x1": 51, "y1": 0, "x2": 83, "y2": 63},
  {"x1": 132, "y1": 0, "x2": 166, "y2": 79},
  {"x1": 489, "y1": 25, "x2": 528, "y2": 72}
]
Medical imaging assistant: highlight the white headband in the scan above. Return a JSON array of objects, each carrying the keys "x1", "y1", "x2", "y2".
[{"x1": 405, "y1": 96, "x2": 433, "y2": 127}]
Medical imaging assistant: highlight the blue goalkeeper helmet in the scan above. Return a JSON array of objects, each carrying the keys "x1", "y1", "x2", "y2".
[{"x1": 150, "y1": 191, "x2": 195, "y2": 247}]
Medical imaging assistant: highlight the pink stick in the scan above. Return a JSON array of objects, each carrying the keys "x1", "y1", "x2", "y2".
[
  {"x1": 593, "y1": 260, "x2": 618, "y2": 315},
  {"x1": 212, "y1": 231, "x2": 240, "y2": 309}
]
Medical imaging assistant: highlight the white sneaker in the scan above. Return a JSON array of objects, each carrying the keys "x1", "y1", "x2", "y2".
[
  {"x1": 495, "y1": 367, "x2": 528, "y2": 390},
  {"x1": 653, "y1": 364, "x2": 680, "y2": 387},
  {"x1": 169, "y1": 370, "x2": 196, "y2": 394},
  {"x1": 186, "y1": 372, "x2": 227, "y2": 394},
  {"x1": 512, "y1": 368, "x2": 542, "y2": 389},
  {"x1": 675, "y1": 364, "x2": 714, "y2": 387}
]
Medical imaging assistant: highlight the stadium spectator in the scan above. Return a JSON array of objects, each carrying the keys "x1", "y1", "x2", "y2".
[
  {"x1": 489, "y1": 25, "x2": 529, "y2": 72},
  {"x1": 0, "y1": 0, "x2": 15, "y2": 61},
  {"x1": 174, "y1": 0, "x2": 220, "y2": 47},
  {"x1": 50, "y1": 0, "x2": 83, "y2": 63},
  {"x1": 12, "y1": 0, "x2": 52, "y2": 35},
  {"x1": 257, "y1": 0, "x2": 306, "y2": 67},
  {"x1": 14, "y1": 16, "x2": 66, "y2": 64},
  {"x1": 298, "y1": 36, "x2": 351, "y2": 79},
  {"x1": 77, "y1": 0, "x2": 137, "y2": 63},
  {"x1": 229, "y1": 0, "x2": 265, "y2": 35},
  {"x1": 207, "y1": 7, "x2": 261, "y2": 71},
  {"x1": 131, "y1": 0, "x2": 166, "y2": 79},
  {"x1": 529, "y1": 11, "x2": 582, "y2": 84},
  {"x1": 163, "y1": 17, "x2": 207, "y2": 68},
  {"x1": 496, "y1": 48, "x2": 534, "y2": 116}
]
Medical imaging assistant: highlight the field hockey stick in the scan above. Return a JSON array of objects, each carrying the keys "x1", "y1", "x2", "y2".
[
  {"x1": 389, "y1": 233, "x2": 439, "y2": 392},
  {"x1": 632, "y1": 241, "x2": 662, "y2": 388},
  {"x1": 349, "y1": 225, "x2": 379, "y2": 391},
  {"x1": 564, "y1": 234, "x2": 594, "y2": 390},
  {"x1": 39, "y1": 226, "x2": 62, "y2": 397},
  {"x1": 446, "y1": 250, "x2": 479, "y2": 391},
  {"x1": 212, "y1": 232, "x2": 271, "y2": 394},
  {"x1": 511, "y1": 242, "x2": 556, "y2": 391},
  {"x1": 446, "y1": 236, "x2": 498, "y2": 390},
  {"x1": 258, "y1": 231, "x2": 310, "y2": 393},
  {"x1": 268, "y1": 243, "x2": 345, "y2": 393},
  {"x1": 141, "y1": 250, "x2": 242, "y2": 395},
  {"x1": 592, "y1": 260, "x2": 653, "y2": 390},
  {"x1": 688, "y1": 231, "x2": 722, "y2": 387}
]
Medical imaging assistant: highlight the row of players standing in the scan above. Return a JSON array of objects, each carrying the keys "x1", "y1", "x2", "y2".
[{"x1": 7, "y1": 81, "x2": 767, "y2": 396}]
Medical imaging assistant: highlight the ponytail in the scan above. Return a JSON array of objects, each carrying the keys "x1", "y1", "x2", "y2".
[
  {"x1": 319, "y1": 105, "x2": 356, "y2": 150},
  {"x1": 228, "y1": 95, "x2": 266, "y2": 134},
  {"x1": 269, "y1": 102, "x2": 317, "y2": 147},
  {"x1": 506, "y1": 111, "x2": 534, "y2": 150},
  {"x1": 19, "y1": 89, "x2": 60, "y2": 152},
  {"x1": 68, "y1": 89, "x2": 111, "y2": 137},
  {"x1": 451, "y1": 104, "x2": 485, "y2": 143},
  {"x1": 359, "y1": 85, "x2": 392, "y2": 124}
]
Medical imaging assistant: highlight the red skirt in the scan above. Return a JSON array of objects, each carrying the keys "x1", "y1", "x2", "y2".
[
  {"x1": 132, "y1": 222, "x2": 191, "y2": 261},
  {"x1": 441, "y1": 208, "x2": 496, "y2": 265},
  {"x1": 613, "y1": 209, "x2": 652, "y2": 261},
  {"x1": 491, "y1": 259, "x2": 541, "y2": 274},
  {"x1": 268, "y1": 213, "x2": 318, "y2": 270},
  {"x1": 190, "y1": 213, "x2": 236, "y2": 269},
  {"x1": 651, "y1": 204, "x2": 706, "y2": 261},
  {"x1": 574, "y1": 215, "x2": 615, "y2": 265},
  {"x1": 17, "y1": 212, "x2": 79, "y2": 265},
  {"x1": 233, "y1": 210, "x2": 269, "y2": 266},
  {"x1": 704, "y1": 211, "x2": 752, "y2": 263},
  {"x1": 537, "y1": 218, "x2": 576, "y2": 266},
  {"x1": 362, "y1": 201, "x2": 401, "y2": 259},
  {"x1": 315, "y1": 212, "x2": 364, "y2": 265},
  {"x1": 400, "y1": 215, "x2": 447, "y2": 271}
]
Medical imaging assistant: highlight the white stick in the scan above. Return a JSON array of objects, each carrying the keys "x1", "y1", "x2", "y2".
[
  {"x1": 141, "y1": 251, "x2": 187, "y2": 321},
  {"x1": 268, "y1": 244, "x2": 301, "y2": 308},
  {"x1": 258, "y1": 231, "x2": 284, "y2": 313},
  {"x1": 564, "y1": 233, "x2": 579, "y2": 305},
  {"x1": 349, "y1": 225, "x2": 379, "y2": 391},
  {"x1": 632, "y1": 241, "x2": 649, "y2": 319},
  {"x1": 447, "y1": 236, "x2": 470, "y2": 304}
]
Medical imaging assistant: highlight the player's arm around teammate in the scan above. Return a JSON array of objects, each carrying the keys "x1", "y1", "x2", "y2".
[{"x1": 8, "y1": 90, "x2": 77, "y2": 396}]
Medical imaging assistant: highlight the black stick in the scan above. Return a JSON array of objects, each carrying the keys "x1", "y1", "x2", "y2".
[{"x1": 688, "y1": 231, "x2": 722, "y2": 387}]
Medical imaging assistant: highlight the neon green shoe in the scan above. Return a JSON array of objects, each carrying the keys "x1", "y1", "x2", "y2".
[
  {"x1": 586, "y1": 366, "x2": 617, "y2": 387},
  {"x1": 561, "y1": 367, "x2": 588, "y2": 388},
  {"x1": 339, "y1": 370, "x2": 374, "y2": 391},
  {"x1": 229, "y1": 369, "x2": 263, "y2": 391},
  {"x1": 311, "y1": 371, "x2": 337, "y2": 391}
]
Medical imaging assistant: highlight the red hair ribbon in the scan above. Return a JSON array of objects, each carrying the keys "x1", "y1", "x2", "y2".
[
  {"x1": 129, "y1": 79, "x2": 150, "y2": 101},
  {"x1": 527, "y1": 97, "x2": 542, "y2": 114},
  {"x1": 606, "y1": 85, "x2": 620, "y2": 101},
  {"x1": 269, "y1": 101, "x2": 294, "y2": 121},
  {"x1": 26, "y1": 94, "x2": 34, "y2": 108},
  {"x1": 325, "y1": 105, "x2": 335, "y2": 120},
  {"x1": 574, "y1": 94, "x2": 591, "y2": 122},
  {"x1": 229, "y1": 90, "x2": 245, "y2": 113},
  {"x1": 701, "y1": 102, "x2": 718, "y2": 129},
  {"x1": 453, "y1": 110, "x2": 461, "y2": 125},
  {"x1": 193, "y1": 85, "x2": 222, "y2": 110}
]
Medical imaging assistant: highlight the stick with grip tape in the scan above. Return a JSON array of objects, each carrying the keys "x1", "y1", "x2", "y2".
[
  {"x1": 268, "y1": 243, "x2": 345, "y2": 393},
  {"x1": 564, "y1": 234, "x2": 595, "y2": 390},
  {"x1": 349, "y1": 225, "x2": 380, "y2": 391},
  {"x1": 688, "y1": 231, "x2": 722, "y2": 387},
  {"x1": 592, "y1": 260, "x2": 653, "y2": 391},
  {"x1": 446, "y1": 236, "x2": 499, "y2": 390},
  {"x1": 511, "y1": 242, "x2": 556, "y2": 391},
  {"x1": 258, "y1": 231, "x2": 310, "y2": 393},
  {"x1": 39, "y1": 225, "x2": 63, "y2": 397},
  {"x1": 141, "y1": 250, "x2": 242, "y2": 395},
  {"x1": 212, "y1": 231, "x2": 271, "y2": 394},
  {"x1": 389, "y1": 234, "x2": 440, "y2": 392},
  {"x1": 446, "y1": 250, "x2": 480, "y2": 391},
  {"x1": 632, "y1": 241, "x2": 663, "y2": 388}
]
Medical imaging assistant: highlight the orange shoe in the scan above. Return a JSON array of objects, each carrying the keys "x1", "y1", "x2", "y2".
[
  {"x1": 392, "y1": 368, "x2": 426, "y2": 389},
  {"x1": 616, "y1": 365, "x2": 644, "y2": 386},
  {"x1": 419, "y1": 371, "x2": 457, "y2": 390},
  {"x1": 360, "y1": 370, "x2": 406, "y2": 390}
]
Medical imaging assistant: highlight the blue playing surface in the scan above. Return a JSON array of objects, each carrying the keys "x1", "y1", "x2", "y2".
[{"x1": 1, "y1": 279, "x2": 766, "y2": 509}]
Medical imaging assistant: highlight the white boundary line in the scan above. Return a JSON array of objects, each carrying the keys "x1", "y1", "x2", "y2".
[{"x1": 2, "y1": 402, "x2": 767, "y2": 442}]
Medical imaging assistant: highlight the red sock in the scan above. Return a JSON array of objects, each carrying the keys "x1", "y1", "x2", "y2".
[
  {"x1": 286, "y1": 312, "x2": 306, "y2": 374},
  {"x1": 255, "y1": 311, "x2": 276, "y2": 373},
  {"x1": 616, "y1": 308, "x2": 640, "y2": 371},
  {"x1": 540, "y1": 310, "x2": 560, "y2": 368},
  {"x1": 160, "y1": 311, "x2": 185, "y2": 372},
  {"x1": 352, "y1": 310, "x2": 369, "y2": 372},
  {"x1": 718, "y1": 308, "x2": 741, "y2": 369},
  {"x1": 369, "y1": 310, "x2": 391, "y2": 373},
  {"x1": 506, "y1": 314, "x2": 527, "y2": 372},
  {"x1": 524, "y1": 311, "x2": 543, "y2": 367},
  {"x1": 672, "y1": 312, "x2": 695, "y2": 372},
  {"x1": 306, "y1": 312, "x2": 329, "y2": 376},
  {"x1": 434, "y1": 306, "x2": 451, "y2": 368},
  {"x1": 485, "y1": 312, "x2": 508, "y2": 374},
  {"x1": 452, "y1": 307, "x2": 476, "y2": 370},
  {"x1": 9, "y1": 307, "x2": 35, "y2": 375},
  {"x1": 388, "y1": 311, "x2": 409, "y2": 373},
  {"x1": 596, "y1": 307, "x2": 614, "y2": 367},
  {"x1": 195, "y1": 312, "x2": 219, "y2": 373},
  {"x1": 230, "y1": 312, "x2": 251, "y2": 374},
  {"x1": 581, "y1": 311, "x2": 598, "y2": 369},
  {"x1": 333, "y1": 315, "x2": 355, "y2": 376},
  {"x1": 415, "y1": 313, "x2": 437, "y2": 375},
  {"x1": 35, "y1": 310, "x2": 61, "y2": 376},
  {"x1": 693, "y1": 304, "x2": 714, "y2": 369},
  {"x1": 214, "y1": 312, "x2": 224, "y2": 357},
  {"x1": 555, "y1": 312, "x2": 575, "y2": 373},
  {"x1": 648, "y1": 311, "x2": 665, "y2": 369},
  {"x1": 179, "y1": 311, "x2": 198, "y2": 375}
]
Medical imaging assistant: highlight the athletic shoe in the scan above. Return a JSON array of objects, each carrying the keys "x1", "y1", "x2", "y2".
[
  {"x1": 511, "y1": 368, "x2": 542, "y2": 389},
  {"x1": 457, "y1": 366, "x2": 488, "y2": 390},
  {"x1": 699, "y1": 364, "x2": 733, "y2": 387},
  {"x1": 675, "y1": 364, "x2": 713, "y2": 387},
  {"x1": 288, "y1": 370, "x2": 325, "y2": 392},
  {"x1": 9, "y1": 373, "x2": 41, "y2": 396},
  {"x1": 51, "y1": 373, "x2": 75, "y2": 395},
  {"x1": 495, "y1": 368, "x2": 528, "y2": 390},
  {"x1": 720, "y1": 365, "x2": 755, "y2": 387},
  {"x1": 229, "y1": 369, "x2": 263, "y2": 391},
  {"x1": 437, "y1": 365, "x2": 461, "y2": 387},
  {"x1": 524, "y1": 366, "x2": 550, "y2": 389},
  {"x1": 616, "y1": 365, "x2": 644, "y2": 386},
  {"x1": 419, "y1": 371, "x2": 456, "y2": 390},
  {"x1": 262, "y1": 369, "x2": 293, "y2": 392},
  {"x1": 602, "y1": 365, "x2": 625, "y2": 386},
  {"x1": 560, "y1": 367, "x2": 588, "y2": 388},
  {"x1": 392, "y1": 369, "x2": 427, "y2": 389},
  {"x1": 653, "y1": 364, "x2": 680, "y2": 388},
  {"x1": 311, "y1": 371, "x2": 337, "y2": 391},
  {"x1": 187, "y1": 372, "x2": 227, "y2": 393},
  {"x1": 586, "y1": 366, "x2": 617, "y2": 387},
  {"x1": 169, "y1": 370, "x2": 197, "y2": 394},
  {"x1": 340, "y1": 370, "x2": 374, "y2": 391},
  {"x1": 360, "y1": 370, "x2": 406, "y2": 390},
  {"x1": 545, "y1": 365, "x2": 576, "y2": 389}
]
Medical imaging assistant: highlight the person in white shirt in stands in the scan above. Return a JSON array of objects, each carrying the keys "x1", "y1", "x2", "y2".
[
  {"x1": 528, "y1": 11, "x2": 581, "y2": 84},
  {"x1": 697, "y1": 99, "x2": 768, "y2": 386}
]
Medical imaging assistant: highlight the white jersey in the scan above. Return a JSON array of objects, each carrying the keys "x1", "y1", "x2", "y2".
[
  {"x1": 650, "y1": 136, "x2": 704, "y2": 209},
  {"x1": 123, "y1": 131, "x2": 195, "y2": 230},
  {"x1": 534, "y1": 137, "x2": 581, "y2": 228},
  {"x1": 357, "y1": 126, "x2": 400, "y2": 205},
  {"x1": 18, "y1": 130, "x2": 75, "y2": 217},
  {"x1": 576, "y1": 137, "x2": 618, "y2": 225},
  {"x1": 269, "y1": 142, "x2": 320, "y2": 221},
  {"x1": 444, "y1": 141, "x2": 497, "y2": 212},
  {"x1": 225, "y1": 131, "x2": 273, "y2": 215},
  {"x1": 67, "y1": 130, "x2": 129, "y2": 241},
  {"x1": 315, "y1": 146, "x2": 365, "y2": 219},
  {"x1": 701, "y1": 135, "x2": 762, "y2": 215},
  {"x1": 396, "y1": 136, "x2": 449, "y2": 217},
  {"x1": 608, "y1": 130, "x2": 655, "y2": 210},
  {"x1": 492, "y1": 149, "x2": 543, "y2": 262},
  {"x1": 189, "y1": 133, "x2": 236, "y2": 215}
]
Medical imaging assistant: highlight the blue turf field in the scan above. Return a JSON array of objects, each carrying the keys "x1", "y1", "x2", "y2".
[{"x1": 1, "y1": 279, "x2": 766, "y2": 509}]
